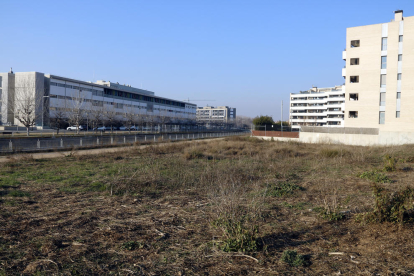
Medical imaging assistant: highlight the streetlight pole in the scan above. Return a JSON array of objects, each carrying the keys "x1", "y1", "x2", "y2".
[{"x1": 42, "y1": 95, "x2": 50, "y2": 130}]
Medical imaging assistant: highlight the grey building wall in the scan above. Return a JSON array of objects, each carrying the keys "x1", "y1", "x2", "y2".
[
  {"x1": 0, "y1": 73, "x2": 15, "y2": 125},
  {"x1": 14, "y1": 72, "x2": 45, "y2": 127}
]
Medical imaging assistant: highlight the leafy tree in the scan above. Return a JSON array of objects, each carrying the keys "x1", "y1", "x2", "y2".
[
  {"x1": 252, "y1": 115, "x2": 274, "y2": 126},
  {"x1": 273, "y1": 120, "x2": 290, "y2": 127}
]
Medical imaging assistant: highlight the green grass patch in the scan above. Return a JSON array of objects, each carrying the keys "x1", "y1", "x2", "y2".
[
  {"x1": 359, "y1": 170, "x2": 392, "y2": 183},
  {"x1": 267, "y1": 182, "x2": 304, "y2": 197},
  {"x1": 0, "y1": 176, "x2": 21, "y2": 187},
  {"x1": 8, "y1": 190, "x2": 31, "y2": 197},
  {"x1": 280, "y1": 250, "x2": 308, "y2": 267}
]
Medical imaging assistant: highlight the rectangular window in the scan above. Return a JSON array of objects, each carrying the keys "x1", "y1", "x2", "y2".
[
  {"x1": 350, "y1": 40, "x2": 360, "y2": 48},
  {"x1": 350, "y1": 58, "x2": 359, "y2": 65},
  {"x1": 398, "y1": 54, "x2": 402, "y2": 61},
  {"x1": 399, "y1": 35, "x2": 403, "y2": 42},
  {"x1": 396, "y1": 111, "x2": 400, "y2": 118},
  {"x1": 0, "y1": 76, "x2": 2, "y2": 87},
  {"x1": 381, "y1": 37, "x2": 388, "y2": 51},
  {"x1": 349, "y1": 111, "x2": 358, "y2": 118},
  {"x1": 379, "y1": 111, "x2": 385, "y2": 124},
  {"x1": 380, "y1": 92, "x2": 386, "y2": 106},
  {"x1": 349, "y1": 93, "x2": 358, "y2": 101},
  {"x1": 397, "y1": 73, "x2": 402, "y2": 80},
  {"x1": 397, "y1": 92, "x2": 401, "y2": 99},
  {"x1": 381, "y1": 56, "x2": 387, "y2": 69},
  {"x1": 350, "y1": 76, "x2": 359, "y2": 83},
  {"x1": 380, "y1": 74, "x2": 386, "y2": 87}
]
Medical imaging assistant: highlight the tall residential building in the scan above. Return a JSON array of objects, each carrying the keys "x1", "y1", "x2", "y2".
[
  {"x1": 196, "y1": 106, "x2": 236, "y2": 124},
  {"x1": 289, "y1": 86, "x2": 345, "y2": 130},
  {"x1": 0, "y1": 70, "x2": 197, "y2": 127},
  {"x1": 343, "y1": 10, "x2": 414, "y2": 131}
]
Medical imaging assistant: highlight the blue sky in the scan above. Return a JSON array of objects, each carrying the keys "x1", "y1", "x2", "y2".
[{"x1": 1, "y1": 0, "x2": 412, "y2": 119}]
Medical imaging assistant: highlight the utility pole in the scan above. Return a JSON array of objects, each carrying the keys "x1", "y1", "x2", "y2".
[{"x1": 281, "y1": 100, "x2": 283, "y2": 137}]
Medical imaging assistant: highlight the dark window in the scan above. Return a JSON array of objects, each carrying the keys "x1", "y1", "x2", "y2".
[
  {"x1": 350, "y1": 76, "x2": 359, "y2": 83},
  {"x1": 350, "y1": 40, "x2": 360, "y2": 48}
]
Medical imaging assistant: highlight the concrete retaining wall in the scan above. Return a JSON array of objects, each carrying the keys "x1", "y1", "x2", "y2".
[
  {"x1": 252, "y1": 130, "x2": 299, "y2": 138},
  {"x1": 253, "y1": 131, "x2": 414, "y2": 146}
]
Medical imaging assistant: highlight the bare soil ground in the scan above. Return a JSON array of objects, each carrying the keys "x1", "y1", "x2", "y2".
[{"x1": 1, "y1": 137, "x2": 414, "y2": 275}]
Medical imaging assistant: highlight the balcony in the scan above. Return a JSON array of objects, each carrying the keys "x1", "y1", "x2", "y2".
[
  {"x1": 342, "y1": 67, "x2": 346, "y2": 77},
  {"x1": 342, "y1": 50, "x2": 346, "y2": 60}
]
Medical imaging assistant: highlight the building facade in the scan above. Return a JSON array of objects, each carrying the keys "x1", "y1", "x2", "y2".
[
  {"x1": 0, "y1": 70, "x2": 197, "y2": 128},
  {"x1": 196, "y1": 106, "x2": 236, "y2": 124},
  {"x1": 343, "y1": 10, "x2": 414, "y2": 131},
  {"x1": 290, "y1": 86, "x2": 345, "y2": 130}
]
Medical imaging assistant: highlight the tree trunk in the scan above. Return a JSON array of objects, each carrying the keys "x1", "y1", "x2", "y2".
[{"x1": 26, "y1": 127, "x2": 30, "y2": 137}]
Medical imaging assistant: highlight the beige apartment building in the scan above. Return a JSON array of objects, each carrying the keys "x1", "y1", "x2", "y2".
[{"x1": 343, "y1": 10, "x2": 414, "y2": 131}]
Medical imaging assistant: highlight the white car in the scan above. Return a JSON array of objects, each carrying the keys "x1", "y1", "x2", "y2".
[{"x1": 67, "y1": 125, "x2": 84, "y2": 131}]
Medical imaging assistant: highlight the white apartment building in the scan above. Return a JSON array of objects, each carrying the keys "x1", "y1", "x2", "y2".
[
  {"x1": 290, "y1": 86, "x2": 345, "y2": 130},
  {"x1": 196, "y1": 106, "x2": 236, "y2": 124},
  {"x1": 0, "y1": 70, "x2": 197, "y2": 128}
]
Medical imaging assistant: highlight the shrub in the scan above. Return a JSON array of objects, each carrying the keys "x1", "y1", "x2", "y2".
[
  {"x1": 280, "y1": 250, "x2": 307, "y2": 267},
  {"x1": 267, "y1": 182, "x2": 304, "y2": 197},
  {"x1": 318, "y1": 207, "x2": 345, "y2": 221},
  {"x1": 359, "y1": 170, "x2": 392, "y2": 183},
  {"x1": 383, "y1": 154, "x2": 397, "y2": 172},
  {"x1": 364, "y1": 184, "x2": 414, "y2": 224},
  {"x1": 212, "y1": 216, "x2": 260, "y2": 253},
  {"x1": 319, "y1": 149, "x2": 340, "y2": 158},
  {"x1": 183, "y1": 149, "x2": 204, "y2": 160}
]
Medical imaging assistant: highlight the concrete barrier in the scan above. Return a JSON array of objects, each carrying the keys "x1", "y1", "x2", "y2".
[{"x1": 253, "y1": 131, "x2": 414, "y2": 146}]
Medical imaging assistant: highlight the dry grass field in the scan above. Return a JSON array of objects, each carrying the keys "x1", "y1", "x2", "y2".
[{"x1": 1, "y1": 136, "x2": 414, "y2": 275}]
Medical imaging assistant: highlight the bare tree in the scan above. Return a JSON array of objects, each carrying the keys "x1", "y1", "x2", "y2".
[
  {"x1": 50, "y1": 108, "x2": 67, "y2": 135},
  {"x1": 122, "y1": 105, "x2": 136, "y2": 133},
  {"x1": 144, "y1": 111, "x2": 155, "y2": 132},
  {"x1": 135, "y1": 110, "x2": 145, "y2": 133},
  {"x1": 67, "y1": 88, "x2": 86, "y2": 134},
  {"x1": 90, "y1": 102, "x2": 104, "y2": 133},
  {"x1": 13, "y1": 85, "x2": 42, "y2": 136},
  {"x1": 105, "y1": 104, "x2": 118, "y2": 133},
  {"x1": 158, "y1": 109, "x2": 171, "y2": 133}
]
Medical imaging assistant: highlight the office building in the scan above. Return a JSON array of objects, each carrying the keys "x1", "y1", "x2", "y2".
[
  {"x1": 290, "y1": 86, "x2": 345, "y2": 130},
  {"x1": 196, "y1": 106, "x2": 236, "y2": 124},
  {"x1": 0, "y1": 70, "x2": 197, "y2": 128}
]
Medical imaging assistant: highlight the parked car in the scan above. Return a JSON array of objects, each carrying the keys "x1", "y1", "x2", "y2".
[
  {"x1": 129, "y1": 126, "x2": 138, "y2": 131},
  {"x1": 94, "y1": 126, "x2": 110, "y2": 131},
  {"x1": 67, "y1": 125, "x2": 84, "y2": 131},
  {"x1": 119, "y1": 126, "x2": 128, "y2": 131}
]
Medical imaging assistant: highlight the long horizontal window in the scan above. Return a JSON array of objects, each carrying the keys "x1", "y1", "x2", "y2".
[{"x1": 50, "y1": 81, "x2": 194, "y2": 109}]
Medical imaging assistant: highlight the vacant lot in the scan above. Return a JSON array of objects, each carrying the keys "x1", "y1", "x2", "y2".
[{"x1": 1, "y1": 137, "x2": 414, "y2": 275}]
